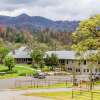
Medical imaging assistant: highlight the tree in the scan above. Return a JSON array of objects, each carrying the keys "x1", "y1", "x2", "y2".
[
  {"x1": 72, "y1": 44, "x2": 87, "y2": 74},
  {"x1": 4, "y1": 56, "x2": 15, "y2": 71},
  {"x1": 39, "y1": 60, "x2": 45, "y2": 70},
  {"x1": 45, "y1": 53, "x2": 58, "y2": 71},
  {"x1": 0, "y1": 46, "x2": 9, "y2": 63},
  {"x1": 72, "y1": 15, "x2": 100, "y2": 99},
  {"x1": 86, "y1": 52, "x2": 98, "y2": 92},
  {"x1": 72, "y1": 15, "x2": 100, "y2": 50},
  {"x1": 31, "y1": 49, "x2": 44, "y2": 69}
]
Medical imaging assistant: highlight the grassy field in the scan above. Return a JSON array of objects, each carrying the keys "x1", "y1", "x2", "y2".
[
  {"x1": 0, "y1": 64, "x2": 37, "y2": 79},
  {"x1": 26, "y1": 90, "x2": 100, "y2": 100}
]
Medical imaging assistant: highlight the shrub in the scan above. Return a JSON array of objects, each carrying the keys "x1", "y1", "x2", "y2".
[
  {"x1": 4, "y1": 55, "x2": 15, "y2": 71},
  {"x1": 42, "y1": 66, "x2": 50, "y2": 72},
  {"x1": 18, "y1": 69, "x2": 38, "y2": 76}
]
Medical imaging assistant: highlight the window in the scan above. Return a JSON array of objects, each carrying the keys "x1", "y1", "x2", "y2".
[
  {"x1": 98, "y1": 61, "x2": 100, "y2": 64},
  {"x1": 87, "y1": 69, "x2": 89, "y2": 72},
  {"x1": 84, "y1": 69, "x2": 86, "y2": 72},
  {"x1": 68, "y1": 68, "x2": 70, "y2": 70},
  {"x1": 67, "y1": 60, "x2": 69, "y2": 64},
  {"x1": 23, "y1": 58, "x2": 26, "y2": 61},
  {"x1": 95, "y1": 69, "x2": 97, "y2": 73},
  {"x1": 72, "y1": 60, "x2": 74, "y2": 63},
  {"x1": 60, "y1": 59, "x2": 65, "y2": 65},
  {"x1": 84, "y1": 60, "x2": 86, "y2": 65},
  {"x1": 29, "y1": 58, "x2": 32, "y2": 61},
  {"x1": 76, "y1": 68, "x2": 80, "y2": 72},
  {"x1": 68, "y1": 68, "x2": 72, "y2": 71},
  {"x1": 70, "y1": 68, "x2": 72, "y2": 71}
]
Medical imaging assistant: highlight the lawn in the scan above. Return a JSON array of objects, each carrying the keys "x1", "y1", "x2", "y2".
[
  {"x1": 0, "y1": 64, "x2": 37, "y2": 79},
  {"x1": 26, "y1": 90, "x2": 100, "y2": 100}
]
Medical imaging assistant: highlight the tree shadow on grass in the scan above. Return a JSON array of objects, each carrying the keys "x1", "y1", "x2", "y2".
[{"x1": 0, "y1": 69, "x2": 17, "y2": 75}]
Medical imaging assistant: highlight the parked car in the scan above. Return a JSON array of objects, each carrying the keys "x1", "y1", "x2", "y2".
[
  {"x1": 94, "y1": 73, "x2": 100, "y2": 81},
  {"x1": 34, "y1": 72, "x2": 46, "y2": 79},
  {"x1": 89, "y1": 73, "x2": 100, "y2": 81}
]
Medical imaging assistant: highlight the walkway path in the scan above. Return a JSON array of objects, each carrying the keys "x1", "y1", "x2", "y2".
[
  {"x1": 0, "y1": 88, "x2": 72, "y2": 100},
  {"x1": 0, "y1": 85, "x2": 100, "y2": 100}
]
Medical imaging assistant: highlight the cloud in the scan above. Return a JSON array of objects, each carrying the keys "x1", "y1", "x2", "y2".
[
  {"x1": 1, "y1": 0, "x2": 33, "y2": 4},
  {"x1": 0, "y1": 0, "x2": 99, "y2": 20}
]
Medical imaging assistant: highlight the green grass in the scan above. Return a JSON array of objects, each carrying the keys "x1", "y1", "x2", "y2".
[
  {"x1": 0, "y1": 64, "x2": 37, "y2": 79},
  {"x1": 26, "y1": 91, "x2": 100, "y2": 100},
  {"x1": 94, "y1": 81, "x2": 100, "y2": 85}
]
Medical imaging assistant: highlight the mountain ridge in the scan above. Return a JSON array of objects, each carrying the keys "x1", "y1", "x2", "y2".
[{"x1": 0, "y1": 14, "x2": 79, "y2": 32}]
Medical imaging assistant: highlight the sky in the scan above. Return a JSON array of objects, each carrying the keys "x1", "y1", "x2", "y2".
[{"x1": 0, "y1": 0, "x2": 99, "y2": 21}]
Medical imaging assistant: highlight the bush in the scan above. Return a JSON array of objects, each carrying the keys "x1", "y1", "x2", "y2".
[
  {"x1": 33, "y1": 64, "x2": 40, "y2": 69},
  {"x1": 18, "y1": 71, "x2": 32, "y2": 76},
  {"x1": 42, "y1": 66, "x2": 50, "y2": 72},
  {"x1": 54, "y1": 72, "x2": 68, "y2": 76},
  {"x1": 4, "y1": 55, "x2": 15, "y2": 71}
]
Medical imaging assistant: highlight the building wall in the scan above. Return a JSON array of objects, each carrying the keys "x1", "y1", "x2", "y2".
[{"x1": 59, "y1": 59, "x2": 100, "y2": 74}]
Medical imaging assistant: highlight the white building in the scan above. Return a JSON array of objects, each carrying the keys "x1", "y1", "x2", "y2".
[
  {"x1": 45, "y1": 51, "x2": 100, "y2": 74},
  {"x1": 9, "y1": 47, "x2": 100, "y2": 74}
]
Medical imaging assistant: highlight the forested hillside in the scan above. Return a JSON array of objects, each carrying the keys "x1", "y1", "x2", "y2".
[
  {"x1": 0, "y1": 26, "x2": 72, "y2": 51},
  {"x1": 0, "y1": 14, "x2": 79, "y2": 51}
]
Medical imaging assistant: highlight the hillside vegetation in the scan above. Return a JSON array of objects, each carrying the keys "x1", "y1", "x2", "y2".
[
  {"x1": 0, "y1": 25, "x2": 72, "y2": 51},
  {"x1": 0, "y1": 14, "x2": 80, "y2": 51}
]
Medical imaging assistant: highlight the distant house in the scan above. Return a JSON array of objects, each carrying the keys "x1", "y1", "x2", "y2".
[
  {"x1": 8, "y1": 47, "x2": 32, "y2": 64},
  {"x1": 9, "y1": 47, "x2": 100, "y2": 74}
]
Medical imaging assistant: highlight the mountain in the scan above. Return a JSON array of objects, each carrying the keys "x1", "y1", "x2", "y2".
[{"x1": 0, "y1": 14, "x2": 79, "y2": 32}]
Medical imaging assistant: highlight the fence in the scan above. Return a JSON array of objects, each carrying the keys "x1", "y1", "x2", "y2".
[
  {"x1": 72, "y1": 90, "x2": 100, "y2": 100},
  {"x1": 15, "y1": 78, "x2": 71, "y2": 88},
  {"x1": 72, "y1": 80, "x2": 100, "y2": 100}
]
